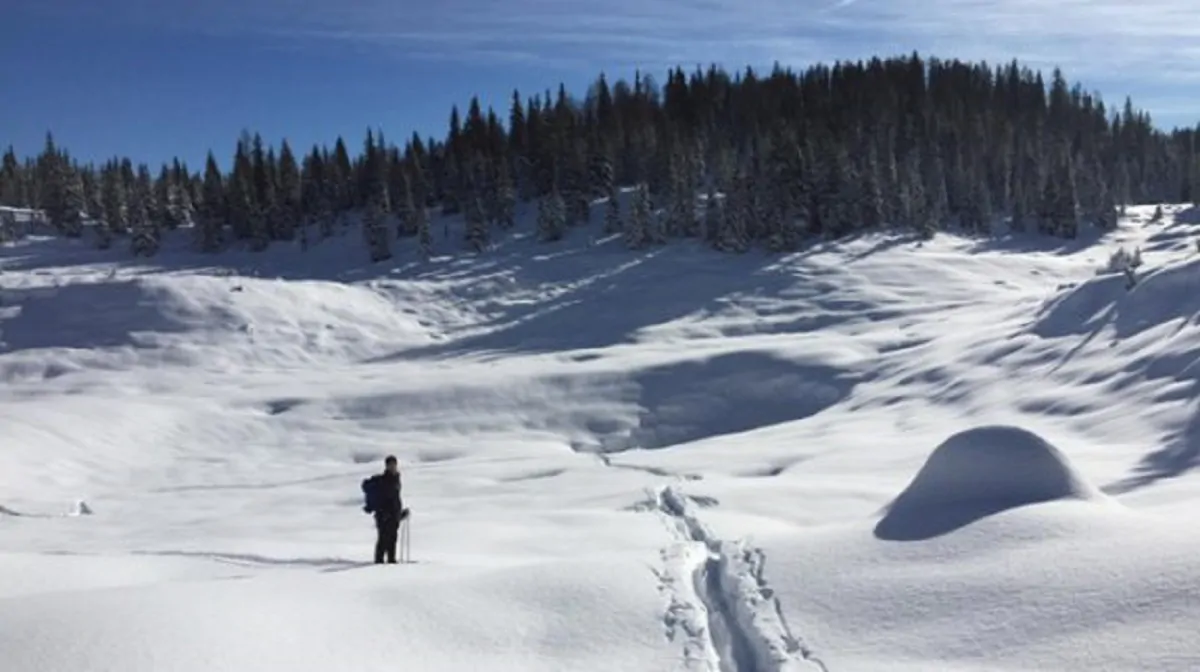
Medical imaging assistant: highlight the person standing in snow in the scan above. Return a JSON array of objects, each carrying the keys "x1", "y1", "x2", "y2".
[{"x1": 362, "y1": 455, "x2": 408, "y2": 564}]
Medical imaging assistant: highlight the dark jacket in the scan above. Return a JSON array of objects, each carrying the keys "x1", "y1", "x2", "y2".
[{"x1": 365, "y1": 472, "x2": 403, "y2": 519}]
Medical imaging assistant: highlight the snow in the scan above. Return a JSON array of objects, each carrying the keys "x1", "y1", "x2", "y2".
[
  {"x1": 4, "y1": 201, "x2": 1200, "y2": 671},
  {"x1": 874, "y1": 425, "x2": 1111, "y2": 541}
]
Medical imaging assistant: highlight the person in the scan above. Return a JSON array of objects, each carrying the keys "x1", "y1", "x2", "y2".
[{"x1": 362, "y1": 455, "x2": 408, "y2": 564}]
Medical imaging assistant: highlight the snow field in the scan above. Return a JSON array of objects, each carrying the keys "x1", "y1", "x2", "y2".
[{"x1": 2, "y1": 202, "x2": 1200, "y2": 670}]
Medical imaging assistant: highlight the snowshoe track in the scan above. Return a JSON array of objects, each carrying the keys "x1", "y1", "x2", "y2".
[{"x1": 645, "y1": 485, "x2": 828, "y2": 672}]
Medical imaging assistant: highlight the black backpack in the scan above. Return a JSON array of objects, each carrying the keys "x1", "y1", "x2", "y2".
[{"x1": 361, "y1": 475, "x2": 383, "y2": 513}]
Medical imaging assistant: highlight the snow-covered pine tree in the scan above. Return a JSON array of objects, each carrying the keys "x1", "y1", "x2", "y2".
[
  {"x1": 624, "y1": 182, "x2": 652, "y2": 249},
  {"x1": 154, "y1": 166, "x2": 176, "y2": 231},
  {"x1": 129, "y1": 166, "x2": 159, "y2": 257},
  {"x1": 417, "y1": 205, "x2": 433, "y2": 260},
  {"x1": 604, "y1": 185, "x2": 622, "y2": 235},
  {"x1": 90, "y1": 168, "x2": 114, "y2": 249},
  {"x1": 100, "y1": 165, "x2": 128, "y2": 238},
  {"x1": 536, "y1": 186, "x2": 566, "y2": 242},
  {"x1": 1096, "y1": 180, "x2": 1118, "y2": 229},
  {"x1": 703, "y1": 182, "x2": 724, "y2": 249},
  {"x1": 57, "y1": 165, "x2": 86, "y2": 238}
]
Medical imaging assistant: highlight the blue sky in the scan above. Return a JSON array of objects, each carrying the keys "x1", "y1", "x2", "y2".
[{"x1": 3, "y1": 0, "x2": 1198, "y2": 169}]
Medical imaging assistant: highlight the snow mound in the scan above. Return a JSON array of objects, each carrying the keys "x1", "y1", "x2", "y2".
[{"x1": 875, "y1": 425, "x2": 1108, "y2": 540}]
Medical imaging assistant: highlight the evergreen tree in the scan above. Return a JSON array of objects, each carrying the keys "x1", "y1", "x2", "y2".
[
  {"x1": 198, "y1": 153, "x2": 225, "y2": 252},
  {"x1": 362, "y1": 134, "x2": 393, "y2": 262},
  {"x1": 276, "y1": 141, "x2": 301, "y2": 241},
  {"x1": 625, "y1": 182, "x2": 653, "y2": 249},
  {"x1": 494, "y1": 158, "x2": 517, "y2": 230},
  {"x1": 8, "y1": 55, "x2": 1200, "y2": 259},
  {"x1": 537, "y1": 187, "x2": 566, "y2": 242},
  {"x1": 97, "y1": 166, "x2": 125, "y2": 249},
  {"x1": 129, "y1": 166, "x2": 160, "y2": 256},
  {"x1": 703, "y1": 184, "x2": 724, "y2": 249},
  {"x1": 604, "y1": 180, "x2": 622, "y2": 234}
]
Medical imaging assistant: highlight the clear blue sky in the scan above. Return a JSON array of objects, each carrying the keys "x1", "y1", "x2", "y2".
[{"x1": 4, "y1": 0, "x2": 1197, "y2": 170}]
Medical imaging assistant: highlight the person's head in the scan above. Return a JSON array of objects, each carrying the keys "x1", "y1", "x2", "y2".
[{"x1": 384, "y1": 455, "x2": 398, "y2": 474}]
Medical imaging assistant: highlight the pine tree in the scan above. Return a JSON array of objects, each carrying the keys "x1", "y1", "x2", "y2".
[
  {"x1": 537, "y1": 187, "x2": 566, "y2": 242},
  {"x1": 362, "y1": 134, "x2": 393, "y2": 262},
  {"x1": 703, "y1": 184, "x2": 724, "y2": 249},
  {"x1": 604, "y1": 181, "x2": 622, "y2": 234},
  {"x1": 861, "y1": 148, "x2": 885, "y2": 229},
  {"x1": 416, "y1": 202, "x2": 433, "y2": 260},
  {"x1": 464, "y1": 194, "x2": 489, "y2": 252},
  {"x1": 625, "y1": 182, "x2": 653, "y2": 249},
  {"x1": 95, "y1": 167, "x2": 120, "y2": 249},
  {"x1": 724, "y1": 168, "x2": 752, "y2": 253},
  {"x1": 57, "y1": 164, "x2": 86, "y2": 238},
  {"x1": 494, "y1": 159, "x2": 517, "y2": 230},
  {"x1": 198, "y1": 153, "x2": 225, "y2": 252},
  {"x1": 101, "y1": 165, "x2": 128, "y2": 236},
  {"x1": 0, "y1": 147, "x2": 23, "y2": 207},
  {"x1": 363, "y1": 182, "x2": 392, "y2": 262},
  {"x1": 7, "y1": 56, "x2": 1200, "y2": 258},
  {"x1": 129, "y1": 166, "x2": 160, "y2": 257},
  {"x1": 276, "y1": 141, "x2": 301, "y2": 241}
]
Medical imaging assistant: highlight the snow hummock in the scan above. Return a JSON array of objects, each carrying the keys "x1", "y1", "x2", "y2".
[
  {"x1": 875, "y1": 425, "x2": 1110, "y2": 540},
  {"x1": 5, "y1": 201, "x2": 1200, "y2": 671}
]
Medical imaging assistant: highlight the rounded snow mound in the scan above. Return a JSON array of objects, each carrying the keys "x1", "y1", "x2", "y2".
[{"x1": 875, "y1": 425, "x2": 1108, "y2": 541}]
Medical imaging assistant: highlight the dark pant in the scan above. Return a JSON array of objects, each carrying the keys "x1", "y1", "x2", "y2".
[{"x1": 375, "y1": 515, "x2": 401, "y2": 563}]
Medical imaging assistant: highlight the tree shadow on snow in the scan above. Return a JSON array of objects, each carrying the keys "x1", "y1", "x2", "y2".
[
  {"x1": 365, "y1": 241, "x2": 816, "y2": 362},
  {"x1": 1104, "y1": 403, "x2": 1200, "y2": 495},
  {"x1": 965, "y1": 227, "x2": 1109, "y2": 257},
  {"x1": 0, "y1": 280, "x2": 194, "y2": 354}
]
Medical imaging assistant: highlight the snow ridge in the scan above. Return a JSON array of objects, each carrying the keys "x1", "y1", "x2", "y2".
[{"x1": 650, "y1": 485, "x2": 828, "y2": 672}]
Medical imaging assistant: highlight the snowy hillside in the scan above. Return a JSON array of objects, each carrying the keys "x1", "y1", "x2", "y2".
[{"x1": 3, "y1": 201, "x2": 1200, "y2": 671}]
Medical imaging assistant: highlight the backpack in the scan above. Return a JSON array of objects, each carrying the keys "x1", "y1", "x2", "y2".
[{"x1": 362, "y1": 475, "x2": 383, "y2": 513}]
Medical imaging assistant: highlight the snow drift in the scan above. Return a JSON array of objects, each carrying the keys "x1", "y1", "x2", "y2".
[{"x1": 875, "y1": 425, "x2": 1108, "y2": 540}]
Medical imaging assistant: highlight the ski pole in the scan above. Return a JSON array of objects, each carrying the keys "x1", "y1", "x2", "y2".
[{"x1": 401, "y1": 514, "x2": 411, "y2": 563}]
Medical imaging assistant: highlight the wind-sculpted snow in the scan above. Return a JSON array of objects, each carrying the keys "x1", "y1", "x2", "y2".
[
  {"x1": 4, "y1": 203, "x2": 1200, "y2": 670},
  {"x1": 875, "y1": 425, "x2": 1110, "y2": 541}
]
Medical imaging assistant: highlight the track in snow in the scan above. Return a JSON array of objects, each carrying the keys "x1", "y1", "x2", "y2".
[{"x1": 646, "y1": 486, "x2": 828, "y2": 672}]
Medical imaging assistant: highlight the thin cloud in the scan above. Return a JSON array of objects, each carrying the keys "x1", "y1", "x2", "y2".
[{"x1": 53, "y1": 0, "x2": 1200, "y2": 123}]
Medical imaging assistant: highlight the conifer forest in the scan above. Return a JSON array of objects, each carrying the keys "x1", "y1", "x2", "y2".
[{"x1": 2, "y1": 54, "x2": 1199, "y2": 261}]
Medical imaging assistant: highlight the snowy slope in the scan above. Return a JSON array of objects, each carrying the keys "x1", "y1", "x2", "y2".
[{"x1": 3, "y1": 202, "x2": 1200, "y2": 671}]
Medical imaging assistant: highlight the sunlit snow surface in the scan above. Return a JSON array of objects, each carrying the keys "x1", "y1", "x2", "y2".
[{"x1": 3, "y1": 201, "x2": 1200, "y2": 671}]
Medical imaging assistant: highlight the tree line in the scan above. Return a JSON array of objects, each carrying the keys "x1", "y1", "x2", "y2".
[{"x1": 2, "y1": 53, "x2": 1199, "y2": 260}]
